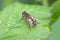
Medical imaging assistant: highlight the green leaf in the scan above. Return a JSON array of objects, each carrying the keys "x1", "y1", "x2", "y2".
[
  {"x1": 50, "y1": 0, "x2": 60, "y2": 25},
  {"x1": 48, "y1": 16, "x2": 60, "y2": 40},
  {"x1": 0, "y1": 2, "x2": 51, "y2": 40}
]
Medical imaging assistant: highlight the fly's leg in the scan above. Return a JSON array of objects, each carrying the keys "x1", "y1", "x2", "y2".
[
  {"x1": 29, "y1": 25, "x2": 32, "y2": 31},
  {"x1": 18, "y1": 17, "x2": 25, "y2": 23},
  {"x1": 28, "y1": 22, "x2": 33, "y2": 31}
]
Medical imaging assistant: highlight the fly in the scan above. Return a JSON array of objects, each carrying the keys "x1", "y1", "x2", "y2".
[
  {"x1": 22, "y1": 11, "x2": 37, "y2": 27},
  {"x1": 19, "y1": 11, "x2": 37, "y2": 30}
]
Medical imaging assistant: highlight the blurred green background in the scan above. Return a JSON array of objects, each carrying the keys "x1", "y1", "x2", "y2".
[
  {"x1": 0, "y1": 0, "x2": 60, "y2": 40},
  {"x1": 0, "y1": 0, "x2": 57, "y2": 10}
]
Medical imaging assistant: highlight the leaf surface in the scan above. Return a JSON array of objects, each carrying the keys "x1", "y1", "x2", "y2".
[{"x1": 0, "y1": 2, "x2": 51, "y2": 40}]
